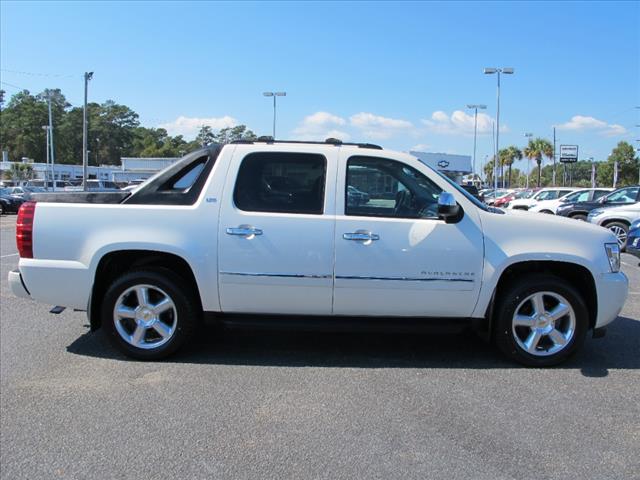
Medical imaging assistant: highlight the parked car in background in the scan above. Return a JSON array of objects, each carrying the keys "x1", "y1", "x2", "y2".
[
  {"x1": 557, "y1": 186, "x2": 640, "y2": 221},
  {"x1": 529, "y1": 188, "x2": 613, "y2": 214},
  {"x1": 0, "y1": 189, "x2": 25, "y2": 214},
  {"x1": 588, "y1": 202, "x2": 640, "y2": 250},
  {"x1": 65, "y1": 180, "x2": 121, "y2": 192},
  {"x1": 3, "y1": 186, "x2": 47, "y2": 200},
  {"x1": 508, "y1": 188, "x2": 576, "y2": 211},
  {"x1": 625, "y1": 219, "x2": 640, "y2": 259},
  {"x1": 483, "y1": 189, "x2": 513, "y2": 206},
  {"x1": 493, "y1": 189, "x2": 537, "y2": 208},
  {"x1": 25, "y1": 180, "x2": 72, "y2": 190}
]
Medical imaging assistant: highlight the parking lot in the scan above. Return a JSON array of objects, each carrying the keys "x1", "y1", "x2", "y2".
[{"x1": 1, "y1": 213, "x2": 639, "y2": 480}]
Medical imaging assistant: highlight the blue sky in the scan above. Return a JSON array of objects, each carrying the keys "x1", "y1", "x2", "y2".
[{"x1": 1, "y1": 1, "x2": 638, "y2": 173}]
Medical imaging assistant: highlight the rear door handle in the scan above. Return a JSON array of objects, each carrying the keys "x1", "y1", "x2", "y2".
[
  {"x1": 226, "y1": 226, "x2": 263, "y2": 237},
  {"x1": 343, "y1": 232, "x2": 380, "y2": 241}
]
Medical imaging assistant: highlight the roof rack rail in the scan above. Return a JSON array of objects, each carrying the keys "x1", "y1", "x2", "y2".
[{"x1": 229, "y1": 138, "x2": 383, "y2": 150}]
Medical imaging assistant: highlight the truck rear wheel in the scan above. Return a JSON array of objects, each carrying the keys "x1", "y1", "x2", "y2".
[
  {"x1": 494, "y1": 274, "x2": 588, "y2": 367},
  {"x1": 101, "y1": 268, "x2": 200, "y2": 360}
]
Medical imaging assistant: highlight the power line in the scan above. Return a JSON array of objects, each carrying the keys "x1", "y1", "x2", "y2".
[{"x1": 1, "y1": 68, "x2": 77, "y2": 78}]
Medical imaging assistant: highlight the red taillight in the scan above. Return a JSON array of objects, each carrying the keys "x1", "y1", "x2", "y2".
[{"x1": 16, "y1": 201, "x2": 36, "y2": 258}]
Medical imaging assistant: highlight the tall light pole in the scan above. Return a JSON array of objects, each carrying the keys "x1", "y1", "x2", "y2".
[
  {"x1": 263, "y1": 91, "x2": 286, "y2": 139},
  {"x1": 484, "y1": 67, "x2": 514, "y2": 192},
  {"x1": 83, "y1": 72, "x2": 93, "y2": 191},
  {"x1": 42, "y1": 126, "x2": 50, "y2": 188},
  {"x1": 46, "y1": 93, "x2": 56, "y2": 191},
  {"x1": 466, "y1": 104, "x2": 486, "y2": 180},
  {"x1": 524, "y1": 132, "x2": 533, "y2": 188}
]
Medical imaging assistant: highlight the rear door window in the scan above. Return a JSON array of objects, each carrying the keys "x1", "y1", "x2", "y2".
[{"x1": 234, "y1": 152, "x2": 327, "y2": 214}]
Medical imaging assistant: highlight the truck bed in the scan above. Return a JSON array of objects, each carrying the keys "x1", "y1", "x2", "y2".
[{"x1": 31, "y1": 192, "x2": 131, "y2": 204}]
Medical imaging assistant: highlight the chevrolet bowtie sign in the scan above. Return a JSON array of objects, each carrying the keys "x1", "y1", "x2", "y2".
[{"x1": 437, "y1": 160, "x2": 450, "y2": 168}]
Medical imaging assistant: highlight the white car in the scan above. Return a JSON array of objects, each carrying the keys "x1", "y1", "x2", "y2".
[
  {"x1": 508, "y1": 187, "x2": 577, "y2": 211},
  {"x1": 529, "y1": 188, "x2": 613, "y2": 214},
  {"x1": 8, "y1": 140, "x2": 628, "y2": 366},
  {"x1": 588, "y1": 203, "x2": 640, "y2": 249}
]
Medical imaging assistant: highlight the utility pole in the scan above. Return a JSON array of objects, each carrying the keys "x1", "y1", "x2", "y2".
[
  {"x1": 83, "y1": 72, "x2": 93, "y2": 191},
  {"x1": 263, "y1": 91, "x2": 286, "y2": 139},
  {"x1": 46, "y1": 94, "x2": 56, "y2": 190},
  {"x1": 552, "y1": 127, "x2": 557, "y2": 186},
  {"x1": 42, "y1": 126, "x2": 50, "y2": 188},
  {"x1": 466, "y1": 104, "x2": 486, "y2": 179},
  {"x1": 484, "y1": 68, "x2": 514, "y2": 192}
]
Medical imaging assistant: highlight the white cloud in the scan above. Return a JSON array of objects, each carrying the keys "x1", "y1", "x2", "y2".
[
  {"x1": 422, "y1": 110, "x2": 506, "y2": 136},
  {"x1": 555, "y1": 115, "x2": 627, "y2": 137},
  {"x1": 349, "y1": 112, "x2": 414, "y2": 139},
  {"x1": 158, "y1": 115, "x2": 238, "y2": 139},
  {"x1": 292, "y1": 111, "x2": 350, "y2": 141},
  {"x1": 410, "y1": 143, "x2": 431, "y2": 152}
]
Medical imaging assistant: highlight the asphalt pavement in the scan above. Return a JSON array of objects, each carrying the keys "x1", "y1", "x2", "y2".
[{"x1": 1, "y1": 214, "x2": 639, "y2": 480}]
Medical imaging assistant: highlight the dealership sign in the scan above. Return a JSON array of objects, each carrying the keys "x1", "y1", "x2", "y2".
[{"x1": 559, "y1": 145, "x2": 579, "y2": 163}]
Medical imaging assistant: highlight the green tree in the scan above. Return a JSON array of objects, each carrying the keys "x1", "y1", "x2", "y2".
[
  {"x1": 0, "y1": 90, "x2": 49, "y2": 162},
  {"x1": 499, "y1": 146, "x2": 523, "y2": 188},
  {"x1": 4, "y1": 162, "x2": 34, "y2": 181},
  {"x1": 524, "y1": 137, "x2": 553, "y2": 187},
  {"x1": 213, "y1": 125, "x2": 257, "y2": 144}
]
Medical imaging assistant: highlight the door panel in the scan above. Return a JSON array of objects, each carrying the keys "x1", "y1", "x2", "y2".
[
  {"x1": 218, "y1": 148, "x2": 337, "y2": 315},
  {"x1": 333, "y1": 154, "x2": 484, "y2": 317}
]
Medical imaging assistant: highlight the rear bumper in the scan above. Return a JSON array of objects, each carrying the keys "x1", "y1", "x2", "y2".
[
  {"x1": 8, "y1": 269, "x2": 30, "y2": 299},
  {"x1": 595, "y1": 272, "x2": 628, "y2": 328}
]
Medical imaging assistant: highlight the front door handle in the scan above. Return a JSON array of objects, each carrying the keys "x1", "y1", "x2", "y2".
[
  {"x1": 343, "y1": 232, "x2": 380, "y2": 241},
  {"x1": 226, "y1": 226, "x2": 263, "y2": 237}
]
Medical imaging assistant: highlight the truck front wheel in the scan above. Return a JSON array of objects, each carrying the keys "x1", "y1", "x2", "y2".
[
  {"x1": 101, "y1": 268, "x2": 200, "y2": 360},
  {"x1": 494, "y1": 274, "x2": 588, "y2": 367}
]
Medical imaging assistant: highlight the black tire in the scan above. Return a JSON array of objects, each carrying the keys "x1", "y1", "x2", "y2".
[
  {"x1": 0, "y1": 203, "x2": 4, "y2": 215},
  {"x1": 493, "y1": 274, "x2": 588, "y2": 367},
  {"x1": 604, "y1": 221, "x2": 629, "y2": 251},
  {"x1": 540, "y1": 210, "x2": 554, "y2": 214},
  {"x1": 101, "y1": 267, "x2": 200, "y2": 360},
  {"x1": 570, "y1": 213, "x2": 587, "y2": 221}
]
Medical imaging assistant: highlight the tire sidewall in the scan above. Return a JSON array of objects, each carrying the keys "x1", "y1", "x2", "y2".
[
  {"x1": 494, "y1": 275, "x2": 589, "y2": 367},
  {"x1": 101, "y1": 268, "x2": 198, "y2": 360}
]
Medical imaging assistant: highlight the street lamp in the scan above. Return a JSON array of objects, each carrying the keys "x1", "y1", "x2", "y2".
[
  {"x1": 484, "y1": 67, "x2": 514, "y2": 192},
  {"x1": 466, "y1": 104, "x2": 486, "y2": 178},
  {"x1": 524, "y1": 133, "x2": 533, "y2": 188},
  {"x1": 263, "y1": 91, "x2": 286, "y2": 139},
  {"x1": 42, "y1": 126, "x2": 50, "y2": 189}
]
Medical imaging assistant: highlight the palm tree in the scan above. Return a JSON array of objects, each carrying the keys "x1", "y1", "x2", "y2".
[
  {"x1": 524, "y1": 138, "x2": 553, "y2": 187},
  {"x1": 499, "y1": 146, "x2": 523, "y2": 188}
]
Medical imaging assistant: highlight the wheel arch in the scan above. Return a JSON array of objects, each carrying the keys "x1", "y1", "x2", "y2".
[
  {"x1": 484, "y1": 260, "x2": 598, "y2": 335},
  {"x1": 601, "y1": 218, "x2": 630, "y2": 228},
  {"x1": 89, "y1": 249, "x2": 202, "y2": 331}
]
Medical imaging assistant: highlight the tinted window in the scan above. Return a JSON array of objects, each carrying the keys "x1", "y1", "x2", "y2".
[
  {"x1": 345, "y1": 156, "x2": 442, "y2": 218},
  {"x1": 593, "y1": 190, "x2": 609, "y2": 200},
  {"x1": 234, "y1": 152, "x2": 326, "y2": 214},
  {"x1": 605, "y1": 187, "x2": 639, "y2": 204}
]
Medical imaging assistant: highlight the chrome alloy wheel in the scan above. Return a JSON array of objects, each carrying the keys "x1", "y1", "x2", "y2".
[
  {"x1": 512, "y1": 291, "x2": 576, "y2": 357},
  {"x1": 608, "y1": 225, "x2": 627, "y2": 247},
  {"x1": 113, "y1": 284, "x2": 177, "y2": 350}
]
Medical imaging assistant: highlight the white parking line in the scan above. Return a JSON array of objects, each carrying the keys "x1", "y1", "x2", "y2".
[{"x1": 0, "y1": 253, "x2": 18, "y2": 258}]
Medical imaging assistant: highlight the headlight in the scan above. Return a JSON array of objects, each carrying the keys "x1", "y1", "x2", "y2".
[
  {"x1": 605, "y1": 243, "x2": 621, "y2": 273},
  {"x1": 589, "y1": 209, "x2": 604, "y2": 217}
]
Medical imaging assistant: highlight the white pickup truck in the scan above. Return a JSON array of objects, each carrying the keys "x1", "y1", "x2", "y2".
[{"x1": 9, "y1": 140, "x2": 628, "y2": 366}]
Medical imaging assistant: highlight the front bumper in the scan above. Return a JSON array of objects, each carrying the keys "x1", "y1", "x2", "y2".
[
  {"x1": 626, "y1": 235, "x2": 640, "y2": 259},
  {"x1": 8, "y1": 269, "x2": 30, "y2": 299},
  {"x1": 595, "y1": 272, "x2": 628, "y2": 328}
]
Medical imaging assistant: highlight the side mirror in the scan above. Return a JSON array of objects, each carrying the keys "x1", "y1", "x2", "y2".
[{"x1": 438, "y1": 192, "x2": 461, "y2": 223}]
